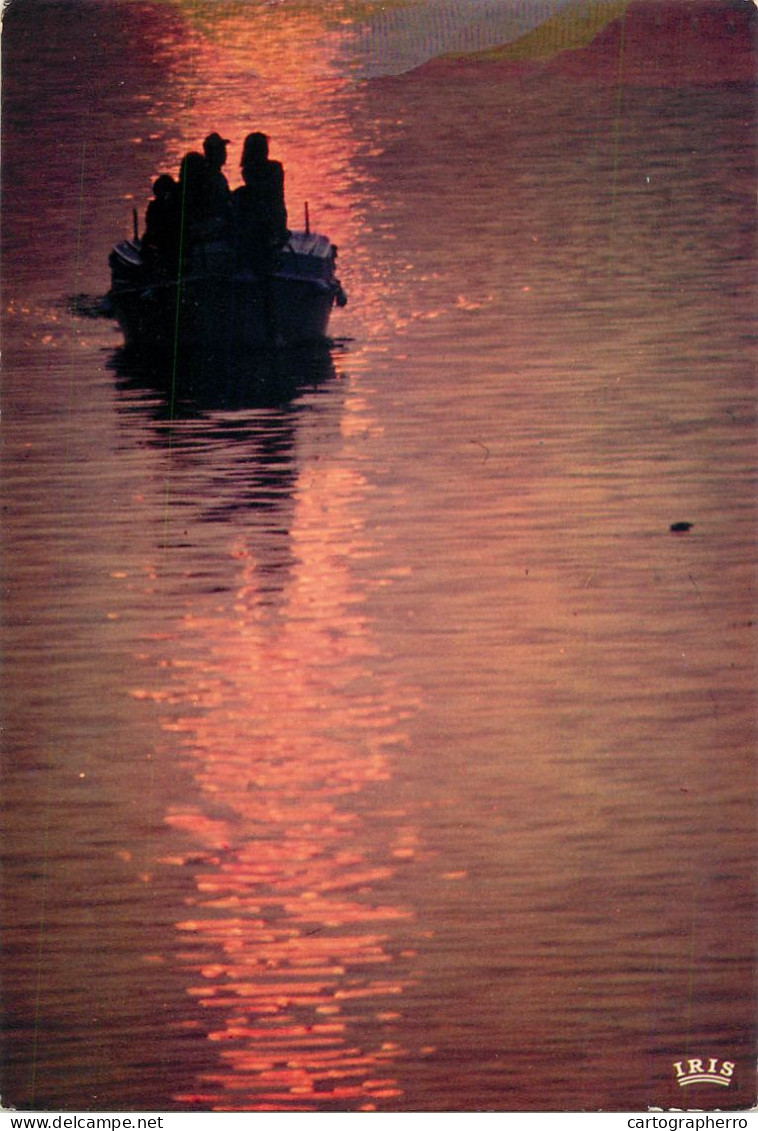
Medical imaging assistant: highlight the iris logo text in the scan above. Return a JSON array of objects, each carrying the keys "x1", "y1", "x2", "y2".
[{"x1": 672, "y1": 1057, "x2": 735, "y2": 1087}]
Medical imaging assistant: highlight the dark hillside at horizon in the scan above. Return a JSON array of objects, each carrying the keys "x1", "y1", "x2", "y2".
[{"x1": 372, "y1": 0, "x2": 756, "y2": 87}]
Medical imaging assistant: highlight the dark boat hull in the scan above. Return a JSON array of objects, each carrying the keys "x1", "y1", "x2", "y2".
[{"x1": 108, "y1": 232, "x2": 346, "y2": 354}]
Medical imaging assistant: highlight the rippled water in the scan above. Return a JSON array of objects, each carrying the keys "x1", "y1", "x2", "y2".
[{"x1": 1, "y1": 1, "x2": 755, "y2": 1114}]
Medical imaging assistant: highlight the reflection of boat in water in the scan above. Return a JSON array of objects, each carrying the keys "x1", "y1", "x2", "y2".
[
  {"x1": 109, "y1": 338, "x2": 340, "y2": 413},
  {"x1": 108, "y1": 227, "x2": 348, "y2": 354},
  {"x1": 110, "y1": 339, "x2": 346, "y2": 609}
]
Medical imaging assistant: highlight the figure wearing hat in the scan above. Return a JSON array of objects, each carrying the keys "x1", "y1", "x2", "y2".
[{"x1": 202, "y1": 131, "x2": 233, "y2": 233}]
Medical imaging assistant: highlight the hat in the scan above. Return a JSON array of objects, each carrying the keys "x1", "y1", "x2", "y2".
[{"x1": 204, "y1": 132, "x2": 231, "y2": 149}]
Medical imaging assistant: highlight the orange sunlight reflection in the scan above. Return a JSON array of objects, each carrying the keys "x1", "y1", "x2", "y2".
[
  {"x1": 148, "y1": 4, "x2": 362, "y2": 251},
  {"x1": 135, "y1": 1, "x2": 408, "y2": 344},
  {"x1": 123, "y1": 8, "x2": 425, "y2": 1108},
  {"x1": 135, "y1": 421, "x2": 419, "y2": 1111}
]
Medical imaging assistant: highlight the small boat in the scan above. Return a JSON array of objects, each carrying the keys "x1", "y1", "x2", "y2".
[{"x1": 107, "y1": 222, "x2": 347, "y2": 354}]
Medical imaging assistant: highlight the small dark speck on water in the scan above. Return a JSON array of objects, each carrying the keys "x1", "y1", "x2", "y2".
[{"x1": 670, "y1": 521, "x2": 694, "y2": 533}]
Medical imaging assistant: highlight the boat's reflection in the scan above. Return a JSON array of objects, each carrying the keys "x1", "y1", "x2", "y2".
[
  {"x1": 110, "y1": 339, "x2": 343, "y2": 415},
  {"x1": 114, "y1": 342, "x2": 422, "y2": 1111},
  {"x1": 110, "y1": 341, "x2": 347, "y2": 611}
]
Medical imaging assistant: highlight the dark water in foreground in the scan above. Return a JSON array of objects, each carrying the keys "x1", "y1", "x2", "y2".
[{"x1": 1, "y1": 1, "x2": 755, "y2": 1113}]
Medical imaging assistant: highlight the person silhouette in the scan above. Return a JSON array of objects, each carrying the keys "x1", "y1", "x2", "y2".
[
  {"x1": 177, "y1": 152, "x2": 208, "y2": 227},
  {"x1": 232, "y1": 131, "x2": 289, "y2": 263},
  {"x1": 202, "y1": 132, "x2": 232, "y2": 231},
  {"x1": 142, "y1": 173, "x2": 181, "y2": 272},
  {"x1": 232, "y1": 132, "x2": 290, "y2": 341}
]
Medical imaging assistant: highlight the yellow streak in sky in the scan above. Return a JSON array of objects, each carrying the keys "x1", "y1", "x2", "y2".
[{"x1": 449, "y1": 0, "x2": 629, "y2": 62}]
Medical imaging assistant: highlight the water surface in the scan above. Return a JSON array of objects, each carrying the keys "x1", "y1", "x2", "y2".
[{"x1": 1, "y1": 0, "x2": 755, "y2": 1113}]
